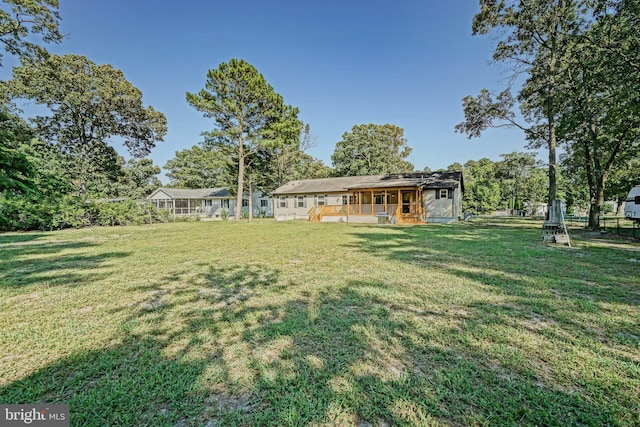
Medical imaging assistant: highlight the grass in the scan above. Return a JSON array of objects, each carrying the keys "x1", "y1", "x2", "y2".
[{"x1": 0, "y1": 218, "x2": 639, "y2": 426}]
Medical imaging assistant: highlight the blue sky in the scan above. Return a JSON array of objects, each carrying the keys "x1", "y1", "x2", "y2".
[{"x1": 23, "y1": 1, "x2": 530, "y2": 182}]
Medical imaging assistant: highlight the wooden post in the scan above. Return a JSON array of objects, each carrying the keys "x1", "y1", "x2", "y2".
[
  {"x1": 370, "y1": 190, "x2": 374, "y2": 215},
  {"x1": 384, "y1": 190, "x2": 388, "y2": 213}
]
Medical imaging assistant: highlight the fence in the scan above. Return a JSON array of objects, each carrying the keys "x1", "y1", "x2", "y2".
[{"x1": 564, "y1": 214, "x2": 640, "y2": 238}]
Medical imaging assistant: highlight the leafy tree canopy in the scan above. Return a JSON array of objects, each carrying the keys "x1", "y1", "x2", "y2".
[
  {"x1": 8, "y1": 54, "x2": 167, "y2": 197},
  {"x1": 331, "y1": 123, "x2": 413, "y2": 176},
  {"x1": 164, "y1": 145, "x2": 228, "y2": 189},
  {"x1": 0, "y1": 0, "x2": 61, "y2": 66},
  {"x1": 186, "y1": 58, "x2": 300, "y2": 219}
]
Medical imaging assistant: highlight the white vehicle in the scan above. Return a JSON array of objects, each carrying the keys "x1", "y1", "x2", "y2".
[{"x1": 624, "y1": 186, "x2": 640, "y2": 223}]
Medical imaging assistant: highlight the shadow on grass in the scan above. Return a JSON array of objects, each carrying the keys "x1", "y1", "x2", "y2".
[
  {"x1": 233, "y1": 281, "x2": 627, "y2": 425},
  {"x1": 0, "y1": 241, "x2": 132, "y2": 289},
  {"x1": 2, "y1": 236, "x2": 637, "y2": 426}
]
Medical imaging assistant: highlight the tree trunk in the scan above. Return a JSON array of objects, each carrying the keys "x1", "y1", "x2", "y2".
[
  {"x1": 588, "y1": 180, "x2": 605, "y2": 230},
  {"x1": 236, "y1": 136, "x2": 245, "y2": 221},
  {"x1": 616, "y1": 195, "x2": 625, "y2": 216},
  {"x1": 547, "y1": 107, "x2": 558, "y2": 214},
  {"x1": 248, "y1": 180, "x2": 253, "y2": 223}
]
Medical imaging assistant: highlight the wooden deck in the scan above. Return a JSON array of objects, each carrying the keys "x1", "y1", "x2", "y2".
[{"x1": 308, "y1": 204, "x2": 425, "y2": 224}]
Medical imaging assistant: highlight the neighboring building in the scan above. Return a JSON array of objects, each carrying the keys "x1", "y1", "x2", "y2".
[
  {"x1": 272, "y1": 171, "x2": 463, "y2": 224},
  {"x1": 148, "y1": 187, "x2": 272, "y2": 219}
]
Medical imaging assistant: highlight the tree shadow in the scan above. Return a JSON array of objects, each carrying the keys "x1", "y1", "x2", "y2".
[
  {"x1": 2, "y1": 240, "x2": 637, "y2": 426},
  {"x1": 225, "y1": 281, "x2": 624, "y2": 425},
  {"x1": 0, "y1": 242, "x2": 132, "y2": 289},
  {"x1": 337, "y1": 222, "x2": 640, "y2": 424},
  {"x1": 0, "y1": 262, "x2": 283, "y2": 426}
]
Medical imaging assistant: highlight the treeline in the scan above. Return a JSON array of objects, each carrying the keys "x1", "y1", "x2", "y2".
[
  {"x1": 457, "y1": 0, "x2": 640, "y2": 229},
  {"x1": 438, "y1": 150, "x2": 639, "y2": 216}
]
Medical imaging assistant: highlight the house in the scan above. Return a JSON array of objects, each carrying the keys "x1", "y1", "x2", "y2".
[
  {"x1": 148, "y1": 187, "x2": 273, "y2": 219},
  {"x1": 272, "y1": 171, "x2": 463, "y2": 224}
]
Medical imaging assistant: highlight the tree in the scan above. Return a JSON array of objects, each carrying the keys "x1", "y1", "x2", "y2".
[
  {"x1": 8, "y1": 54, "x2": 167, "y2": 199},
  {"x1": 118, "y1": 158, "x2": 161, "y2": 199},
  {"x1": 186, "y1": 59, "x2": 300, "y2": 220},
  {"x1": 0, "y1": 0, "x2": 62, "y2": 66},
  {"x1": 555, "y1": 0, "x2": 640, "y2": 228},
  {"x1": 0, "y1": 108, "x2": 36, "y2": 193},
  {"x1": 462, "y1": 158, "x2": 501, "y2": 214},
  {"x1": 164, "y1": 145, "x2": 228, "y2": 189},
  {"x1": 331, "y1": 123, "x2": 413, "y2": 176},
  {"x1": 296, "y1": 153, "x2": 333, "y2": 180},
  {"x1": 495, "y1": 152, "x2": 541, "y2": 212},
  {"x1": 456, "y1": 0, "x2": 589, "y2": 209}
]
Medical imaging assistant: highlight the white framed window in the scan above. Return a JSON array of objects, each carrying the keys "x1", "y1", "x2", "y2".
[
  {"x1": 279, "y1": 196, "x2": 287, "y2": 208},
  {"x1": 204, "y1": 199, "x2": 212, "y2": 207},
  {"x1": 297, "y1": 196, "x2": 305, "y2": 208},
  {"x1": 242, "y1": 199, "x2": 249, "y2": 207},
  {"x1": 222, "y1": 199, "x2": 230, "y2": 208},
  {"x1": 439, "y1": 189, "x2": 448, "y2": 199},
  {"x1": 260, "y1": 199, "x2": 268, "y2": 208},
  {"x1": 316, "y1": 195, "x2": 325, "y2": 206}
]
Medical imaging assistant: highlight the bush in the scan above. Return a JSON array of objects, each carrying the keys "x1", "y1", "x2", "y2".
[
  {"x1": 87, "y1": 199, "x2": 164, "y2": 226},
  {"x1": 0, "y1": 192, "x2": 87, "y2": 231}
]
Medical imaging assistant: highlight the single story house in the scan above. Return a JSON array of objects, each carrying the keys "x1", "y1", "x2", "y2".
[
  {"x1": 148, "y1": 187, "x2": 273, "y2": 219},
  {"x1": 272, "y1": 171, "x2": 463, "y2": 224}
]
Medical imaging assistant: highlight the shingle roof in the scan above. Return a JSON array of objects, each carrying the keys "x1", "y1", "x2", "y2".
[
  {"x1": 273, "y1": 172, "x2": 463, "y2": 195},
  {"x1": 148, "y1": 187, "x2": 229, "y2": 199}
]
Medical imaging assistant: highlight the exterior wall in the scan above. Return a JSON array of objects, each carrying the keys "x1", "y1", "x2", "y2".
[
  {"x1": 423, "y1": 188, "x2": 459, "y2": 223},
  {"x1": 247, "y1": 191, "x2": 273, "y2": 217},
  {"x1": 273, "y1": 193, "x2": 343, "y2": 221}
]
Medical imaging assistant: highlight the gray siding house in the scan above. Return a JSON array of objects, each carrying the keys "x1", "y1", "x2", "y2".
[
  {"x1": 272, "y1": 171, "x2": 463, "y2": 224},
  {"x1": 148, "y1": 187, "x2": 273, "y2": 219}
]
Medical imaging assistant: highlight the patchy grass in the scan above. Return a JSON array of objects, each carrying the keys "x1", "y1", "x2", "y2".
[{"x1": 1, "y1": 218, "x2": 639, "y2": 426}]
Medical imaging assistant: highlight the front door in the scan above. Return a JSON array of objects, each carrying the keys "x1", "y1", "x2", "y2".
[{"x1": 402, "y1": 191, "x2": 411, "y2": 214}]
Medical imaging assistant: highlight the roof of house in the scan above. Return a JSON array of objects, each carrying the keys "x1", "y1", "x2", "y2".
[
  {"x1": 273, "y1": 171, "x2": 463, "y2": 195},
  {"x1": 148, "y1": 187, "x2": 230, "y2": 199}
]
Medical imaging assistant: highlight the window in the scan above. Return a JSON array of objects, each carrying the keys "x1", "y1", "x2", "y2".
[
  {"x1": 260, "y1": 199, "x2": 268, "y2": 208},
  {"x1": 436, "y1": 189, "x2": 453, "y2": 199},
  {"x1": 316, "y1": 195, "x2": 325, "y2": 206},
  {"x1": 204, "y1": 199, "x2": 212, "y2": 207},
  {"x1": 242, "y1": 199, "x2": 249, "y2": 207},
  {"x1": 374, "y1": 194, "x2": 384, "y2": 204},
  {"x1": 279, "y1": 196, "x2": 287, "y2": 208},
  {"x1": 343, "y1": 194, "x2": 358, "y2": 205},
  {"x1": 222, "y1": 199, "x2": 229, "y2": 208},
  {"x1": 297, "y1": 196, "x2": 305, "y2": 208}
]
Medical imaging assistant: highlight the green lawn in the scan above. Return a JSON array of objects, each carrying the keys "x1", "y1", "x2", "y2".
[{"x1": 1, "y1": 219, "x2": 639, "y2": 426}]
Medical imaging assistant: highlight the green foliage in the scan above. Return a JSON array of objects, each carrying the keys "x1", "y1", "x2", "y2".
[
  {"x1": 462, "y1": 158, "x2": 501, "y2": 214},
  {"x1": 331, "y1": 123, "x2": 414, "y2": 176},
  {"x1": 0, "y1": 0, "x2": 62, "y2": 66},
  {"x1": 260, "y1": 122, "x2": 332, "y2": 190},
  {"x1": 8, "y1": 54, "x2": 167, "y2": 197},
  {"x1": 555, "y1": 1, "x2": 640, "y2": 228},
  {"x1": 164, "y1": 145, "x2": 227, "y2": 189},
  {"x1": 0, "y1": 192, "x2": 85, "y2": 231},
  {"x1": 87, "y1": 199, "x2": 165, "y2": 226},
  {"x1": 117, "y1": 158, "x2": 161, "y2": 199},
  {"x1": 458, "y1": 0, "x2": 594, "y2": 206},
  {"x1": 186, "y1": 58, "x2": 300, "y2": 220},
  {"x1": 0, "y1": 109, "x2": 36, "y2": 193}
]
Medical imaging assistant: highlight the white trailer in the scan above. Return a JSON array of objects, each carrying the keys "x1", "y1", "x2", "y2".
[{"x1": 624, "y1": 186, "x2": 640, "y2": 223}]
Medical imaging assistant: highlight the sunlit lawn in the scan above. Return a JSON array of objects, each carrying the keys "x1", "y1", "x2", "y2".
[{"x1": 1, "y1": 218, "x2": 639, "y2": 426}]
